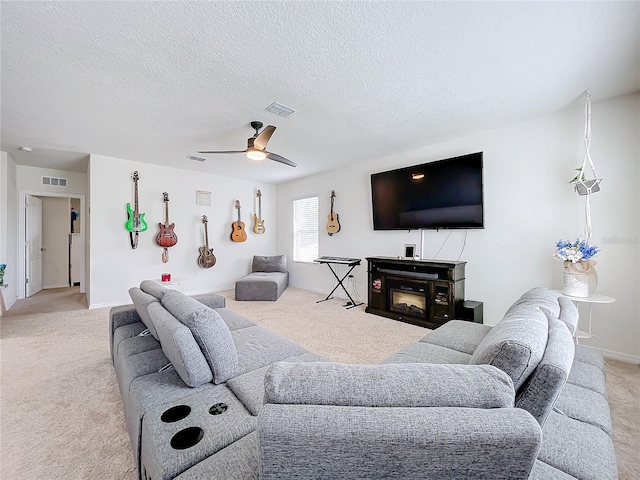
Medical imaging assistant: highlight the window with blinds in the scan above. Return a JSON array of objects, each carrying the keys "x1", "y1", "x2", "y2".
[{"x1": 292, "y1": 196, "x2": 319, "y2": 263}]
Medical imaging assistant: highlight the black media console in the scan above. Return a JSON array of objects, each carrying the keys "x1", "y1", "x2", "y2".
[{"x1": 366, "y1": 257, "x2": 482, "y2": 329}]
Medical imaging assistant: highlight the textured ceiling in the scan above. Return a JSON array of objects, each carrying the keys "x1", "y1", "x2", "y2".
[{"x1": 2, "y1": 1, "x2": 639, "y2": 184}]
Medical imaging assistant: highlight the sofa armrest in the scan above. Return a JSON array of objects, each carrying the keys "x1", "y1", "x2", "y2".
[
  {"x1": 257, "y1": 405, "x2": 541, "y2": 480},
  {"x1": 190, "y1": 291, "x2": 226, "y2": 309},
  {"x1": 264, "y1": 362, "x2": 515, "y2": 408},
  {"x1": 109, "y1": 304, "x2": 141, "y2": 360}
]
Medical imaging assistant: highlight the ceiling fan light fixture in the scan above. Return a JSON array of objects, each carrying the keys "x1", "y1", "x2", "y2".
[{"x1": 247, "y1": 148, "x2": 266, "y2": 161}]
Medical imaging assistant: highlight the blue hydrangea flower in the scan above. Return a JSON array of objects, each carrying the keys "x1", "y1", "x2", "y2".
[{"x1": 553, "y1": 238, "x2": 599, "y2": 263}]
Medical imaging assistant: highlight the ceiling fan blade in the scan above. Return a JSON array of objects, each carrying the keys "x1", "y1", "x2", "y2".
[
  {"x1": 254, "y1": 125, "x2": 276, "y2": 150},
  {"x1": 265, "y1": 151, "x2": 297, "y2": 167},
  {"x1": 197, "y1": 150, "x2": 247, "y2": 154}
]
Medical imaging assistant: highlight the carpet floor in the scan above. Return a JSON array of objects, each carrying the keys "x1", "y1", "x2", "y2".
[{"x1": 1, "y1": 286, "x2": 638, "y2": 479}]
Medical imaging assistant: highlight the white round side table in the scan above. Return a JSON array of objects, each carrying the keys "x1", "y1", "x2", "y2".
[
  {"x1": 154, "y1": 277, "x2": 189, "y2": 290},
  {"x1": 552, "y1": 290, "x2": 615, "y2": 343}
]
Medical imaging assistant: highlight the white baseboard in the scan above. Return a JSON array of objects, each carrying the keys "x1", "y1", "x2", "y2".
[
  {"x1": 603, "y1": 349, "x2": 640, "y2": 364},
  {"x1": 43, "y1": 283, "x2": 72, "y2": 289},
  {"x1": 89, "y1": 300, "x2": 130, "y2": 310}
]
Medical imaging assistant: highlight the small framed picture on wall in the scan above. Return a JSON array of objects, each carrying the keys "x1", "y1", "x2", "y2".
[{"x1": 404, "y1": 244, "x2": 416, "y2": 259}]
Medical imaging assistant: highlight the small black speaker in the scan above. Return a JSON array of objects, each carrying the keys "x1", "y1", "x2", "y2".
[{"x1": 458, "y1": 300, "x2": 483, "y2": 324}]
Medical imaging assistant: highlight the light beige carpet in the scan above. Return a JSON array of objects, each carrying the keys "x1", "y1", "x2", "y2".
[{"x1": 1, "y1": 286, "x2": 638, "y2": 479}]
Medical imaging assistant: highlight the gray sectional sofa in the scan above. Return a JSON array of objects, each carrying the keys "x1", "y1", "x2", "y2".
[{"x1": 110, "y1": 283, "x2": 617, "y2": 479}]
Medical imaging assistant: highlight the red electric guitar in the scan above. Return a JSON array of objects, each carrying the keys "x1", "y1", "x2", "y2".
[{"x1": 156, "y1": 192, "x2": 178, "y2": 262}]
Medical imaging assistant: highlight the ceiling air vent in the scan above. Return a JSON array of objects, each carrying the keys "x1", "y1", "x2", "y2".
[
  {"x1": 265, "y1": 102, "x2": 297, "y2": 118},
  {"x1": 42, "y1": 176, "x2": 68, "y2": 187},
  {"x1": 187, "y1": 155, "x2": 207, "y2": 162}
]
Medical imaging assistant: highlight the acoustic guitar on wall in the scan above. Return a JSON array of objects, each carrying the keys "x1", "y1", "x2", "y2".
[
  {"x1": 231, "y1": 200, "x2": 247, "y2": 242},
  {"x1": 156, "y1": 192, "x2": 178, "y2": 263},
  {"x1": 326, "y1": 190, "x2": 341, "y2": 236},
  {"x1": 253, "y1": 189, "x2": 265, "y2": 234},
  {"x1": 198, "y1": 215, "x2": 216, "y2": 268}
]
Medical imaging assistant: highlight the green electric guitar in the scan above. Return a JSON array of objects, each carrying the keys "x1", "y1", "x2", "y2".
[{"x1": 125, "y1": 171, "x2": 147, "y2": 248}]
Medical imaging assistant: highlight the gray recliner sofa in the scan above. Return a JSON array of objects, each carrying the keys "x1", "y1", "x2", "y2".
[{"x1": 110, "y1": 284, "x2": 617, "y2": 479}]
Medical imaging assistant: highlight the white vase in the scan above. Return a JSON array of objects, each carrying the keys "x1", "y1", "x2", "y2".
[
  {"x1": 562, "y1": 260, "x2": 597, "y2": 298},
  {"x1": 563, "y1": 269, "x2": 590, "y2": 297}
]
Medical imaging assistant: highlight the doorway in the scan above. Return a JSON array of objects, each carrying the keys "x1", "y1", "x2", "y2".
[{"x1": 19, "y1": 191, "x2": 86, "y2": 299}]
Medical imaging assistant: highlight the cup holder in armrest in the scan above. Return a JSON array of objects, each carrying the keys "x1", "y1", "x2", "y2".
[
  {"x1": 161, "y1": 405, "x2": 191, "y2": 423},
  {"x1": 209, "y1": 403, "x2": 228, "y2": 415},
  {"x1": 170, "y1": 427, "x2": 204, "y2": 450}
]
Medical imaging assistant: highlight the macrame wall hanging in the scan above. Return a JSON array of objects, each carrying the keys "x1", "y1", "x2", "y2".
[{"x1": 572, "y1": 91, "x2": 602, "y2": 241}]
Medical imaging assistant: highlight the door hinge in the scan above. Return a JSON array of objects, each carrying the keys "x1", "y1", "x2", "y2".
[{"x1": 26, "y1": 278, "x2": 29, "y2": 284}]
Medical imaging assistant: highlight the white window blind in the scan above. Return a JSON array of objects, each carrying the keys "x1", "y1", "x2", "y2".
[{"x1": 293, "y1": 196, "x2": 319, "y2": 263}]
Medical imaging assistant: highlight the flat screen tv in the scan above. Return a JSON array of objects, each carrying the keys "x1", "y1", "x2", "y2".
[{"x1": 371, "y1": 152, "x2": 484, "y2": 230}]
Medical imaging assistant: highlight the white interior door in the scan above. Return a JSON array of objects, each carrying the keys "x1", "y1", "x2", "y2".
[
  {"x1": 42, "y1": 197, "x2": 70, "y2": 288},
  {"x1": 25, "y1": 195, "x2": 43, "y2": 297}
]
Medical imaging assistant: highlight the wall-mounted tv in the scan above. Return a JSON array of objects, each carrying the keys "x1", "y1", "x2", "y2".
[{"x1": 371, "y1": 152, "x2": 484, "y2": 230}]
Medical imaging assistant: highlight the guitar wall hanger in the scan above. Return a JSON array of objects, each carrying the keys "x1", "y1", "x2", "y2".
[{"x1": 125, "y1": 171, "x2": 148, "y2": 249}]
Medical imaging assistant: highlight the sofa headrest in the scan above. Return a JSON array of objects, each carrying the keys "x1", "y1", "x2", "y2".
[
  {"x1": 128, "y1": 287, "x2": 159, "y2": 340},
  {"x1": 506, "y1": 287, "x2": 560, "y2": 321},
  {"x1": 140, "y1": 279, "x2": 168, "y2": 300},
  {"x1": 515, "y1": 315, "x2": 575, "y2": 426},
  {"x1": 557, "y1": 296, "x2": 579, "y2": 335},
  {"x1": 252, "y1": 255, "x2": 287, "y2": 273},
  {"x1": 470, "y1": 302, "x2": 549, "y2": 391},
  {"x1": 161, "y1": 290, "x2": 238, "y2": 384},
  {"x1": 264, "y1": 362, "x2": 515, "y2": 409},
  {"x1": 147, "y1": 302, "x2": 213, "y2": 387}
]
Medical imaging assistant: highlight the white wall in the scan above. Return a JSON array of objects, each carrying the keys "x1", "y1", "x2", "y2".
[
  {"x1": 0, "y1": 152, "x2": 19, "y2": 313},
  {"x1": 17, "y1": 167, "x2": 88, "y2": 196},
  {"x1": 16, "y1": 165, "x2": 88, "y2": 298},
  {"x1": 88, "y1": 155, "x2": 277, "y2": 307},
  {"x1": 276, "y1": 93, "x2": 640, "y2": 361}
]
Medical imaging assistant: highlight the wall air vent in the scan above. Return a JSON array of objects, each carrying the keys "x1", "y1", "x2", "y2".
[
  {"x1": 187, "y1": 155, "x2": 207, "y2": 162},
  {"x1": 265, "y1": 102, "x2": 297, "y2": 118},
  {"x1": 42, "y1": 176, "x2": 68, "y2": 187}
]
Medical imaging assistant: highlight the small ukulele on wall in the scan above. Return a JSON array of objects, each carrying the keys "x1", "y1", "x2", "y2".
[
  {"x1": 326, "y1": 190, "x2": 341, "y2": 236},
  {"x1": 156, "y1": 192, "x2": 178, "y2": 263},
  {"x1": 231, "y1": 200, "x2": 248, "y2": 242},
  {"x1": 198, "y1": 215, "x2": 216, "y2": 268},
  {"x1": 125, "y1": 171, "x2": 148, "y2": 249},
  {"x1": 253, "y1": 189, "x2": 265, "y2": 234}
]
